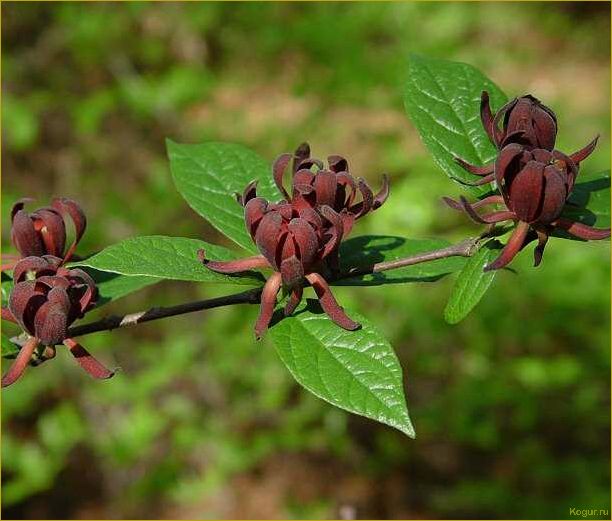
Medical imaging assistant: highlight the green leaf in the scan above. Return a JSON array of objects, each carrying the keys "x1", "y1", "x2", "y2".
[
  {"x1": 561, "y1": 170, "x2": 610, "y2": 231},
  {"x1": 403, "y1": 54, "x2": 507, "y2": 196},
  {"x1": 336, "y1": 235, "x2": 467, "y2": 286},
  {"x1": 167, "y1": 140, "x2": 281, "y2": 252},
  {"x1": 85, "y1": 270, "x2": 160, "y2": 306},
  {"x1": 444, "y1": 239, "x2": 502, "y2": 324},
  {"x1": 270, "y1": 300, "x2": 414, "y2": 437},
  {"x1": 1, "y1": 331, "x2": 19, "y2": 358},
  {"x1": 77, "y1": 236, "x2": 266, "y2": 285}
]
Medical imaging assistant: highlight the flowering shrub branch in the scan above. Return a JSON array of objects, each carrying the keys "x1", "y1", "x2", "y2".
[{"x1": 2, "y1": 55, "x2": 609, "y2": 437}]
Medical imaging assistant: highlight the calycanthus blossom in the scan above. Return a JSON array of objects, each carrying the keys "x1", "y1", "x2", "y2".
[
  {"x1": 4, "y1": 197, "x2": 86, "y2": 271},
  {"x1": 200, "y1": 143, "x2": 390, "y2": 338},
  {"x1": 446, "y1": 93, "x2": 610, "y2": 271}
]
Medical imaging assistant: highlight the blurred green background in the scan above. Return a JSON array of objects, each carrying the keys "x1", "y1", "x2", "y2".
[{"x1": 1, "y1": 2, "x2": 610, "y2": 519}]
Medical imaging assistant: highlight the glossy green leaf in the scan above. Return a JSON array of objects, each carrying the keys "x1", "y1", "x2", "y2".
[
  {"x1": 403, "y1": 54, "x2": 507, "y2": 196},
  {"x1": 561, "y1": 170, "x2": 610, "y2": 231},
  {"x1": 444, "y1": 239, "x2": 502, "y2": 324},
  {"x1": 85, "y1": 270, "x2": 160, "y2": 306},
  {"x1": 77, "y1": 235, "x2": 266, "y2": 285},
  {"x1": 336, "y1": 235, "x2": 467, "y2": 286},
  {"x1": 167, "y1": 140, "x2": 282, "y2": 252},
  {"x1": 270, "y1": 300, "x2": 414, "y2": 437}
]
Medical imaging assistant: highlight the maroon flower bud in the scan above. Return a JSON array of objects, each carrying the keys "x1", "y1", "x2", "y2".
[
  {"x1": 9, "y1": 197, "x2": 86, "y2": 265},
  {"x1": 272, "y1": 143, "x2": 389, "y2": 236},
  {"x1": 199, "y1": 145, "x2": 389, "y2": 338},
  {"x1": 2, "y1": 256, "x2": 112, "y2": 388},
  {"x1": 453, "y1": 93, "x2": 598, "y2": 188},
  {"x1": 481, "y1": 91, "x2": 557, "y2": 151},
  {"x1": 444, "y1": 143, "x2": 610, "y2": 270}
]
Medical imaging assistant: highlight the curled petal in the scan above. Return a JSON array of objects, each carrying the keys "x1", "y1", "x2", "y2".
[
  {"x1": 349, "y1": 178, "x2": 374, "y2": 218},
  {"x1": 31, "y1": 208, "x2": 66, "y2": 258},
  {"x1": 1, "y1": 336, "x2": 39, "y2": 388},
  {"x1": 11, "y1": 209, "x2": 44, "y2": 258},
  {"x1": 492, "y1": 97, "x2": 518, "y2": 145},
  {"x1": 373, "y1": 174, "x2": 390, "y2": 210},
  {"x1": 64, "y1": 337, "x2": 114, "y2": 380},
  {"x1": 51, "y1": 198, "x2": 86, "y2": 263},
  {"x1": 327, "y1": 155, "x2": 348, "y2": 173},
  {"x1": 283, "y1": 286, "x2": 303, "y2": 316},
  {"x1": 495, "y1": 143, "x2": 525, "y2": 200},
  {"x1": 508, "y1": 160, "x2": 544, "y2": 223},
  {"x1": 293, "y1": 143, "x2": 311, "y2": 173},
  {"x1": 244, "y1": 197, "x2": 269, "y2": 239},
  {"x1": 297, "y1": 207, "x2": 323, "y2": 231},
  {"x1": 484, "y1": 221, "x2": 530, "y2": 271},
  {"x1": 533, "y1": 228, "x2": 549, "y2": 267},
  {"x1": 568, "y1": 135, "x2": 598, "y2": 165},
  {"x1": 454, "y1": 172, "x2": 497, "y2": 187},
  {"x1": 297, "y1": 158, "x2": 324, "y2": 171},
  {"x1": 254, "y1": 272, "x2": 282, "y2": 339},
  {"x1": 280, "y1": 254, "x2": 304, "y2": 289},
  {"x1": 288, "y1": 218, "x2": 318, "y2": 267},
  {"x1": 313, "y1": 170, "x2": 337, "y2": 207},
  {"x1": 335, "y1": 172, "x2": 357, "y2": 208},
  {"x1": 34, "y1": 301, "x2": 68, "y2": 346},
  {"x1": 443, "y1": 195, "x2": 505, "y2": 212},
  {"x1": 538, "y1": 164, "x2": 568, "y2": 224},
  {"x1": 198, "y1": 250, "x2": 270, "y2": 273},
  {"x1": 13, "y1": 256, "x2": 57, "y2": 283},
  {"x1": 305, "y1": 273, "x2": 360, "y2": 331},
  {"x1": 454, "y1": 157, "x2": 495, "y2": 176},
  {"x1": 480, "y1": 91, "x2": 496, "y2": 145},
  {"x1": 272, "y1": 154, "x2": 292, "y2": 200},
  {"x1": 10, "y1": 198, "x2": 35, "y2": 220},
  {"x1": 319, "y1": 205, "x2": 344, "y2": 258},
  {"x1": 554, "y1": 218, "x2": 611, "y2": 241},
  {"x1": 237, "y1": 180, "x2": 258, "y2": 207},
  {"x1": 9, "y1": 281, "x2": 45, "y2": 334}
]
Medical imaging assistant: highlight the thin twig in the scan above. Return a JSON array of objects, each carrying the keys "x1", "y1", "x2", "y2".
[
  {"x1": 62, "y1": 236, "x2": 483, "y2": 340},
  {"x1": 67, "y1": 288, "x2": 262, "y2": 338}
]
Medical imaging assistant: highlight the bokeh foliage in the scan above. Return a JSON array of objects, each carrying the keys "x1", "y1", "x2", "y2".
[{"x1": 2, "y1": 2, "x2": 610, "y2": 519}]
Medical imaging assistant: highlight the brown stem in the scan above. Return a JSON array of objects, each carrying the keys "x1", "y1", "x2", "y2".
[{"x1": 19, "y1": 236, "x2": 484, "y2": 343}]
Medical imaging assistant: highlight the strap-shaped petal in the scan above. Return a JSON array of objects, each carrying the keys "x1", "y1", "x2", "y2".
[
  {"x1": 244, "y1": 197, "x2": 269, "y2": 239},
  {"x1": 293, "y1": 142, "x2": 311, "y2": 174},
  {"x1": 484, "y1": 221, "x2": 530, "y2": 271},
  {"x1": 31, "y1": 208, "x2": 66, "y2": 258},
  {"x1": 568, "y1": 135, "x2": 599, "y2": 165},
  {"x1": 1, "y1": 336, "x2": 39, "y2": 388},
  {"x1": 64, "y1": 337, "x2": 114, "y2": 380},
  {"x1": 254, "y1": 272, "x2": 282, "y2": 339},
  {"x1": 327, "y1": 155, "x2": 348, "y2": 173},
  {"x1": 9, "y1": 280, "x2": 45, "y2": 334},
  {"x1": 34, "y1": 301, "x2": 69, "y2": 346},
  {"x1": 51, "y1": 197, "x2": 87, "y2": 263},
  {"x1": 11, "y1": 209, "x2": 44, "y2": 258},
  {"x1": 13, "y1": 256, "x2": 57, "y2": 283},
  {"x1": 255, "y1": 211, "x2": 283, "y2": 269},
  {"x1": 280, "y1": 254, "x2": 304, "y2": 289},
  {"x1": 554, "y1": 218, "x2": 611, "y2": 240},
  {"x1": 508, "y1": 160, "x2": 544, "y2": 223},
  {"x1": 313, "y1": 170, "x2": 337, "y2": 207},
  {"x1": 538, "y1": 164, "x2": 568, "y2": 224},
  {"x1": 495, "y1": 143, "x2": 524, "y2": 201},
  {"x1": 283, "y1": 286, "x2": 303, "y2": 316},
  {"x1": 272, "y1": 153, "x2": 292, "y2": 200},
  {"x1": 306, "y1": 273, "x2": 360, "y2": 331},
  {"x1": 288, "y1": 218, "x2": 318, "y2": 267},
  {"x1": 480, "y1": 91, "x2": 497, "y2": 145},
  {"x1": 373, "y1": 174, "x2": 390, "y2": 210}
]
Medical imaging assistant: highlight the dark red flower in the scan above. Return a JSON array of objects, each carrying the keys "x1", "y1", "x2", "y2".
[
  {"x1": 270, "y1": 143, "x2": 389, "y2": 236},
  {"x1": 201, "y1": 183, "x2": 358, "y2": 338},
  {"x1": 2, "y1": 256, "x2": 113, "y2": 387},
  {"x1": 200, "y1": 145, "x2": 388, "y2": 338},
  {"x1": 454, "y1": 92, "x2": 598, "y2": 187},
  {"x1": 445, "y1": 144, "x2": 610, "y2": 270},
  {"x1": 7, "y1": 197, "x2": 86, "y2": 267}
]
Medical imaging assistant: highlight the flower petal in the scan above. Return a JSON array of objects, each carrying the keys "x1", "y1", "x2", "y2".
[
  {"x1": 538, "y1": 164, "x2": 568, "y2": 224},
  {"x1": 255, "y1": 211, "x2": 284, "y2": 269},
  {"x1": 484, "y1": 221, "x2": 530, "y2": 271},
  {"x1": 288, "y1": 218, "x2": 318, "y2": 267},
  {"x1": 305, "y1": 273, "x2": 360, "y2": 331},
  {"x1": 11, "y1": 209, "x2": 44, "y2": 258},
  {"x1": 283, "y1": 286, "x2": 303, "y2": 316},
  {"x1": 313, "y1": 170, "x2": 337, "y2": 207},
  {"x1": 254, "y1": 272, "x2": 282, "y2": 339},
  {"x1": 272, "y1": 153, "x2": 292, "y2": 200},
  {"x1": 244, "y1": 197, "x2": 269, "y2": 239},
  {"x1": 34, "y1": 301, "x2": 68, "y2": 346},
  {"x1": 508, "y1": 160, "x2": 544, "y2": 223},
  {"x1": 568, "y1": 135, "x2": 599, "y2": 165},
  {"x1": 31, "y1": 208, "x2": 67, "y2": 258},
  {"x1": 64, "y1": 337, "x2": 114, "y2": 380},
  {"x1": 554, "y1": 218, "x2": 611, "y2": 240},
  {"x1": 1, "y1": 336, "x2": 39, "y2": 388}
]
